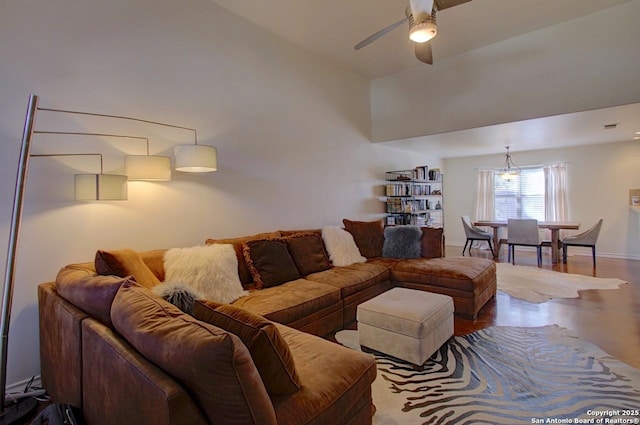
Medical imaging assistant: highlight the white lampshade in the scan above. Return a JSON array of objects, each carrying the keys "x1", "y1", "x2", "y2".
[
  {"x1": 125, "y1": 155, "x2": 172, "y2": 181},
  {"x1": 174, "y1": 145, "x2": 217, "y2": 173},
  {"x1": 74, "y1": 174, "x2": 128, "y2": 200}
]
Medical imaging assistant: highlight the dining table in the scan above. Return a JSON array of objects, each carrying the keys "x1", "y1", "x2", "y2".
[{"x1": 473, "y1": 220, "x2": 581, "y2": 264}]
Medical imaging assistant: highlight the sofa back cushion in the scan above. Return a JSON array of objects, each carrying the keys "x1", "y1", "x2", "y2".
[
  {"x1": 285, "y1": 233, "x2": 331, "y2": 276},
  {"x1": 343, "y1": 219, "x2": 385, "y2": 258},
  {"x1": 278, "y1": 229, "x2": 322, "y2": 237},
  {"x1": 111, "y1": 282, "x2": 277, "y2": 425},
  {"x1": 421, "y1": 227, "x2": 445, "y2": 258},
  {"x1": 243, "y1": 239, "x2": 300, "y2": 289},
  {"x1": 194, "y1": 301, "x2": 301, "y2": 396},
  {"x1": 205, "y1": 231, "x2": 281, "y2": 286},
  {"x1": 95, "y1": 249, "x2": 161, "y2": 289},
  {"x1": 56, "y1": 265, "x2": 130, "y2": 328}
]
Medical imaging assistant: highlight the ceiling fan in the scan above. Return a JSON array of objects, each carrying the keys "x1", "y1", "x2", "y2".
[{"x1": 354, "y1": 0, "x2": 472, "y2": 65}]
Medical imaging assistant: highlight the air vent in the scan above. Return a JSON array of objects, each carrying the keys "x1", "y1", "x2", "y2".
[{"x1": 603, "y1": 123, "x2": 619, "y2": 130}]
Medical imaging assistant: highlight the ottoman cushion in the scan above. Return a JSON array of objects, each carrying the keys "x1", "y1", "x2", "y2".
[{"x1": 357, "y1": 288, "x2": 453, "y2": 366}]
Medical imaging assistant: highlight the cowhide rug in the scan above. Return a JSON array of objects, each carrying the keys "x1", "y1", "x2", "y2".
[{"x1": 496, "y1": 264, "x2": 627, "y2": 303}]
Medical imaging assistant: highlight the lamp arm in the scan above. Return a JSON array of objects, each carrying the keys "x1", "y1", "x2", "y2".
[
  {"x1": 33, "y1": 131, "x2": 151, "y2": 155},
  {"x1": 1, "y1": 94, "x2": 38, "y2": 412},
  {"x1": 31, "y1": 153, "x2": 105, "y2": 175},
  {"x1": 37, "y1": 107, "x2": 199, "y2": 145}
]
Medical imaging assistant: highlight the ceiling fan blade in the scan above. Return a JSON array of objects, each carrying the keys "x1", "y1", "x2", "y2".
[
  {"x1": 409, "y1": 0, "x2": 434, "y2": 21},
  {"x1": 415, "y1": 42, "x2": 433, "y2": 64},
  {"x1": 354, "y1": 16, "x2": 408, "y2": 50},
  {"x1": 434, "y1": 0, "x2": 471, "y2": 11}
]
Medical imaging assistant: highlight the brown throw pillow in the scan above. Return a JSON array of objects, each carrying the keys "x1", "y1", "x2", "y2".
[
  {"x1": 243, "y1": 239, "x2": 300, "y2": 289},
  {"x1": 285, "y1": 233, "x2": 331, "y2": 275},
  {"x1": 111, "y1": 282, "x2": 276, "y2": 424},
  {"x1": 194, "y1": 300, "x2": 301, "y2": 396},
  {"x1": 421, "y1": 227, "x2": 445, "y2": 258},
  {"x1": 343, "y1": 219, "x2": 385, "y2": 258},
  {"x1": 206, "y1": 232, "x2": 281, "y2": 285},
  {"x1": 94, "y1": 249, "x2": 160, "y2": 289}
]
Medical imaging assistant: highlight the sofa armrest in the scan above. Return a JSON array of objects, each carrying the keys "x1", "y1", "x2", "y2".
[
  {"x1": 38, "y1": 282, "x2": 88, "y2": 407},
  {"x1": 81, "y1": 318, "x2": 208, "y2": 425}
]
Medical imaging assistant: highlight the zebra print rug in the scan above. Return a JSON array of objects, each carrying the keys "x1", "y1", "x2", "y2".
[{"x1": 335, "y1": 325, "x2": 640, "y2": 425}]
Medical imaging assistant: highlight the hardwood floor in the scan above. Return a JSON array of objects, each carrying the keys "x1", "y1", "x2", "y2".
[{"x1": 450, "y1": 245, "x2": 640, "y2": 369}]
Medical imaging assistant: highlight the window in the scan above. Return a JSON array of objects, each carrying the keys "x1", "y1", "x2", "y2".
[{"x1": 494, "y1": 167, "x2": 545, "y2": 221}]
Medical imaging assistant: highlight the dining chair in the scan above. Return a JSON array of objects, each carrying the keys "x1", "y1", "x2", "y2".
[
  {"x1": 507, "y1": 219, "x2": 543, "y2": 267},
  {"x1": 461, "y1": 215, "x2": 495, "y2": 257},
  {"x1": 562, "y1": 219, "x2": 603, "y2": 267}
]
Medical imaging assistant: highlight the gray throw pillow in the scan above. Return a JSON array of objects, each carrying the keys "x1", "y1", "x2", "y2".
[
  {"x1": 383, "y1": 226, "x2": 423, "y2": 259},
  {"x1": 152, "y1": 281, "x2": 202, "y2": 315}
]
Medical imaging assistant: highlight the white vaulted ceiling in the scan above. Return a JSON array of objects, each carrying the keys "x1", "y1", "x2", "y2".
[{"x1": 209, "y1": 0, "x2": 640, "y2": 157}]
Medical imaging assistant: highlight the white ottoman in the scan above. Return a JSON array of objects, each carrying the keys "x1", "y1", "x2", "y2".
[{"x1": 357, "y1": 287, "x2": 454, "y2": 367}]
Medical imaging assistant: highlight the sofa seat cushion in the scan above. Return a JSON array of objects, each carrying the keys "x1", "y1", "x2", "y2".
[
  {"x1": 305, "y1": 262, "x2": 390, "y2": 298},
  {"x1": 111, "y1": 282, "x2": 277, "y2": 425},
  {"x1": 231, "y1": 279, "x2": 341, "y2": 326},
  {"x1": 272, "y1": 324, "x2": 377, "y2": 425},
  {"x1": 391, "y1": 257, "x2": 495, "y2": 295}
]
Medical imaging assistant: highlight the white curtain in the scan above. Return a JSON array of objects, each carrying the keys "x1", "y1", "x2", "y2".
[
  {"x1": 544, "y1": 163, "x2": 569, "y2": 222},
  {"x1": 472, "y1": 170, "x2": 495, "y2": 248},
  {"x1": 474, "y1": 169, "x2": 495, "y2": 221}
]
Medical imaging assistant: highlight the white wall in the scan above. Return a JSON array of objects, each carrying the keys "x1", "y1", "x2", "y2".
[
  {"x1": 443, "y1": 141, "x2": 640, "y2": 259},
  {"x1": 370, "y1": 1, "x2": 640, "y2": 142},
  {"x1": 0, "y1": 0, "x2": 439, "y2": 387}
]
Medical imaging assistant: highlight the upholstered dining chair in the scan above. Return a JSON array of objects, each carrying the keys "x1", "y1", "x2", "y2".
[
  {"x1": 562, "y1": 218, "x2": 603, "y2": 267},
  {"x1": 461, "y1": 215, "x2": 495, "y2": 257},
  {"x1": 507, "y1": 219, "x2": 543, "y2": 267}
]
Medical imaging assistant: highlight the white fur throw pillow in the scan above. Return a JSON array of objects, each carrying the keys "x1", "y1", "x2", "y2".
[
  {"x1": 163, "y1": 244, "x2": 247, "y2": 304},
  {"x1": 321, "y1": 225, "x2": 366, "y2": 267}
]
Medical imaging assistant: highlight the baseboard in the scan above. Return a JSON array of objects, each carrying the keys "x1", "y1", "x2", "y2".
[
  {"x1": 6, "y1": 375, "x2": 41, "y2": 395},
  {"x1": 448, "y1": 242, "x2": 640, "y2": 261}
]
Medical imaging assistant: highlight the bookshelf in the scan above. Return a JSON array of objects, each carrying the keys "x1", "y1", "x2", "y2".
[{"x1": 384, "y1": 166, "x2": 443, "y2": 228}]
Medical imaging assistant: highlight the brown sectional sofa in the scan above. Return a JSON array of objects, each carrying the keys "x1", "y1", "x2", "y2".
[{"x1": 38, "y1": 223, "x2": 496, "y2": 425}]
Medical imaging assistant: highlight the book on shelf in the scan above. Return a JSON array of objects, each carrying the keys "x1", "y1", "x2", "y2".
[
  {"x1": 412, "y1": 166, "x2": 428, "y2": 181},
  {"x1": 386, "y1": 183, "x2": 411, "y2": 197}
]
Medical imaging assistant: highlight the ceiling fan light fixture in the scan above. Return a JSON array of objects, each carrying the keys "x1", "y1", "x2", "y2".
[{"x1": 409, "y1": 20, "x2": 437, "y2": 43}]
